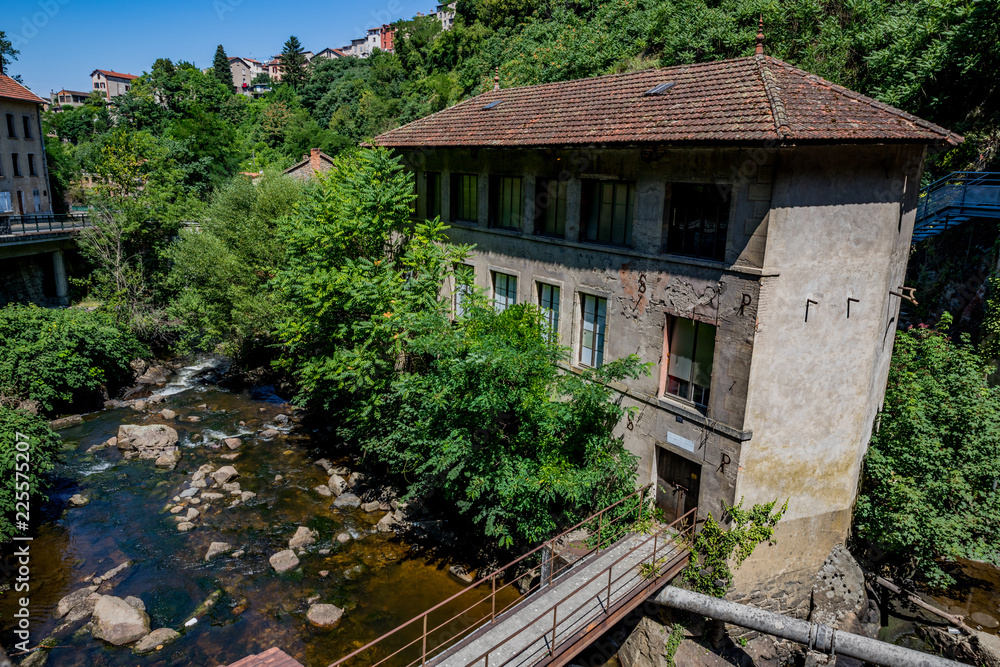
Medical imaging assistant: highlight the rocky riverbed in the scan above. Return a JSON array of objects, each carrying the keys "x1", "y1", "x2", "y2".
[{"x1": 0, "y1": 357, "x2": 518, "y2": 666}]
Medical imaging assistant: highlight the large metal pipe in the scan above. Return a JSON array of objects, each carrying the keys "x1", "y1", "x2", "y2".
[{"x1": 654, "y1": 586, "x2": 962, "y2": 667}]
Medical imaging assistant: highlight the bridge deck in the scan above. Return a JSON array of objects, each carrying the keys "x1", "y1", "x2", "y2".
[{"x1": 429, "y1": 531, "x2": 688, "y2": 667}]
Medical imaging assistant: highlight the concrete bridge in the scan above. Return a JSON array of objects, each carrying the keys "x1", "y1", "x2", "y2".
[{"x1": 0, "y1": 214, "x2": 90, "y2": 307}]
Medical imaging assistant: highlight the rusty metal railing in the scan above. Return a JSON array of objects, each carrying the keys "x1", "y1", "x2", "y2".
[
  {"x1": 328, "y1": 485, "x2": 671, "y2": 667},
  {"x1": 469, "y1": 507, "x2": 697, "y2": 667}
]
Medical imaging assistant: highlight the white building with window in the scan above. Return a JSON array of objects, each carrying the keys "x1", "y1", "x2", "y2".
[{"x1": 371, "y1": 54, "x2": 961, "y2": 613}]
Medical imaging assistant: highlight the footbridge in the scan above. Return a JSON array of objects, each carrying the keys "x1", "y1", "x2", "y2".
[
  {"x1": 329, "y1": 487, "x2": 694, "y2": 667},
  {"x1": 912, "y1": 171, "x2": 1000, "y2": 242},
  {"x1": 0, "y1": 213, "x2": 91, "y2": 306}
]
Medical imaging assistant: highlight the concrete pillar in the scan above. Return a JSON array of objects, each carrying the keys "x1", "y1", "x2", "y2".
[{"x1": 52, "y1": 249, "x2": 69, "y2": 307}]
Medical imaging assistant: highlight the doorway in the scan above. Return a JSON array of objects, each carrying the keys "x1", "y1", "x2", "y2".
[
  {"x1": 655, "y1": 447, "x2": 700, "y2": 525},
  {"x1": 15, "y1": 190, "x2": 24, "y2": 215}
]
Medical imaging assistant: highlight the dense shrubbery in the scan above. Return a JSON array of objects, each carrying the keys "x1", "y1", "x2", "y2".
[
  {"x1": 0, "y1": 407, "x2": 60, "y2": 543},
  {"x1": 855, "y1": 315, "x2": 1000, "y2": 586},
  {"x1": 354, "y1": 304, "x2": 646, "y2": 548},
  {"x1": 0, "y1": 305, "x2": 146, "y2": 414}
]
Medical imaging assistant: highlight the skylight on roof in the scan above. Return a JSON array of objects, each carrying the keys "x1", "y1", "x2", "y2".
[
  {"x1": 644, "y1": 82, "x2": 676, "y2": 96},
  {"x1": 482, "y1": 100, "x2": 503, "y2": 110}
]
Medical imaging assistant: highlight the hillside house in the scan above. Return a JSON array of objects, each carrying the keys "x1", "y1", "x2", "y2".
[
  {"x1": 285, "y1": 148, "x2": 335, "y2": 180},
  {"x1": 371, "y1": 52, "x2": 961, "y2": 610},
  {"x1": 90, "y1": 69, "x2": 138, "y2": 99}
]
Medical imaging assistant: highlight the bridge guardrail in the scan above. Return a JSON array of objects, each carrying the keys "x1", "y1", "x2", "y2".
[
  {"x1": 0, "y1": 214, "x2": 91, "y2": 238},
  {"x1": 329, "y1": 485, "x2": 693, "y2": 667}
]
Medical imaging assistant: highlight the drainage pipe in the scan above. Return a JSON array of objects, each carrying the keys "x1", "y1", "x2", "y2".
[{"x1": 654, "y1": 586, "x2": 962, "y2": 667}]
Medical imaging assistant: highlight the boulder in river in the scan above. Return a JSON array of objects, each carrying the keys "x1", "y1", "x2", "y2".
[
  {"x1": 116, "y1": 425, "x2": 180, "y2": 463},
  {"x1": 66, "y1": 592, "x2": 103, "y2": 623},
  {"x1": 133, "y1": 627, "x2": 180, "y2": 654},
  {"x1": 160, "y1": 409, "x2": 176, "y2": 420},
  {"x1": 56, "y1": 586, "x2": 99, "y2": 618},
  {"x1": 177, "y1": 522, "x2": 195, "y2": 532},
  {"x1": 224, "y1": 437, "x2": 241, "y2": 450},
  {"x1": 269, "y1": 549, "x2": 300, "y2": 574},
  {"x1": 205, "y1": 542, "x2": 232, "y2": 561},
  {"x1": 49, "y1": 414, "x2": 84, "y2": 430},
  {"x1": 328, "y1": 474, "x2": 348, "y2": 496},
  {"x1": 260, "y1": 428, "x2": 280, "y2": 438},
  {"x1": 307, "y1": 603, "x2": 344, "y2": 629},
  {"x1": 288, "y1": 526, "x2": 317, "y2": 550},
  {"x1": 211, "y1": 466, "x2": 239, "y2": 485},
  {"x1": 91, "y1": 595, "x2": 151, "y2": 646},
  {"x1": 376, "y1": 512, "x2": 401, "y2": 533},
  {"x1": 333, "y1": 493, "x2": 361, "y2": 509},
  {"x1": 136, "y1": 365, "x2": 167, "y2": 385},
  {"x1": 315, "y1": 485, "x2": 332, "y2": 497},
  {"x1": 69, "y1": 494, "x2": 89, "y2": 507}
]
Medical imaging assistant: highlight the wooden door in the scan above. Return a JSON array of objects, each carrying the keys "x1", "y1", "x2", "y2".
[{"x1": 655, "y1": 447, "x2": 700, "y2": 524}]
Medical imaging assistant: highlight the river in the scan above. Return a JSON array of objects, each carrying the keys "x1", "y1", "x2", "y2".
[{"x1": 0, "y1": 357, "x2": 517, "y2": 666}]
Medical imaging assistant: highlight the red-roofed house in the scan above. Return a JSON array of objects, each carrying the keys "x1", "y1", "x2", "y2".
[
  {"x1": 284, "y1": 148, "x2": 335, "y2": 180},
  {"x1": 372, "y1": 52, "x2": 961, "y2": 608},
  {"x1": 90, "y1": 69, "x2": 139, "y2": 99},
  {"x1": 1, "y1": 74, "x2": 52, "y2": 217}
]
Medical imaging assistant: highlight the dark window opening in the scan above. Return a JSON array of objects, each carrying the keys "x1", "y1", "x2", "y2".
[
  {"x1": 5, "y1": 113, "x2": 15, "y2": 139},
  {"x1": 489, "y1": 176, "x2": 522, "y2": 230},
  {"x1": 450, "y1": 173, "x2": 478, "y2": 222},
  {"x1": 11, "y1": 154, "x2": 21, "y2": 178},
  {"x1": 27, "y1": 154, "x2": 36, "y2": 176},
  {"x1": 22, "y1": 116, "x2": 32, "y2": 139},
  {"x1": 535, "y1": 178, "x2": 567, "y2": 237},
  {"x1": 424, "y1": 172, "x2": 442, "y2": 220},
  {"x1": 581, "y1": 180, "x2": 634, "y2": 246},
  {"x1": 665, "y1": 183, "x2": 732, "y2": 261}
]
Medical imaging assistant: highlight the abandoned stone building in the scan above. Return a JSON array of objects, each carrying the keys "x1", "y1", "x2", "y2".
[{"x1": 371, "y1": 53, "x2": 960, "y2": 609}]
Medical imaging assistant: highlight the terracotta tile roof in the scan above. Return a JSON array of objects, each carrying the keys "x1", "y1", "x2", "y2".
[
  {"x1": 91, "y1": 69, "x2": 139, "y2": 80},
  {"x1": 372, "y1": 56, "x2": 962, "y2": 149},
  {"x1": 0, "y1": 75, "x2": 47, "y2": 104}
]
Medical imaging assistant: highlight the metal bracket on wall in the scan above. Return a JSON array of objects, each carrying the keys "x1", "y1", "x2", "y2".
[
  {"x1": 847, "y1": 297, "x2": 860, "y2": 318},
  {"x1": 805, "y1": 298, "x2": 818, "y2": 322},
  {"x1": 888, "y1": 286, "x2": 918, "y2": 305}
]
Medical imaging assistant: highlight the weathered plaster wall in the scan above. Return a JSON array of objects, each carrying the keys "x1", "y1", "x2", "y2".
[
  {"x1": 405, "y1": 146, "x2": 777, "y2": 519},
  {"x1": 732, "y1": 143, "x2": 926, "y2": 601}
]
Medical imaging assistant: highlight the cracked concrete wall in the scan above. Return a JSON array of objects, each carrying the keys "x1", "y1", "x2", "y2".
[
  {"x1": 402, "y1": 146, "x2": 776, "y2": 520},
  {"x1": 732, "y1": 143, "x2": 925, "y2": 601}
]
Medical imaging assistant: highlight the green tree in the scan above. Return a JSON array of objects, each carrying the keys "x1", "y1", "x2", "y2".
[
  {"x1": 273, "y1": 146, "x2": 469, "y2": 409},
  {"x1": 166, "y1": 170, "x2": 305, "y2": 360},
  {"x1": 0, "y1": 29, "x2": 21, "y2": 82},
  {"x1": 355, "y1": 303, "x2": 647, "y2": 548},
  {"x1": 0, "y1": 407, "x2": 60, "y2": 543},
  {"x1": 855, "y1": 315, "x2": 1000, "y2": 586},
  {"x1": 280, "y1": 35, "x2": 309, "y2": 90},
  {"x1": 213, "y1": 44, "x2": 233, "y2": 90}
]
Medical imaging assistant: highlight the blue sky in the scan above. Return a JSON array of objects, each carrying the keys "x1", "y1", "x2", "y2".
[{"x1": 5, "y1": 0, "x2": 426, "y2": 96}]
